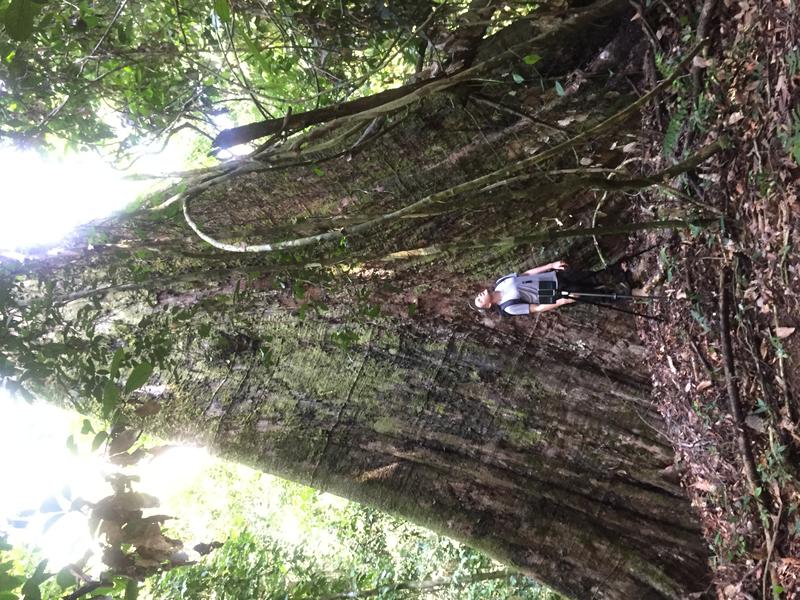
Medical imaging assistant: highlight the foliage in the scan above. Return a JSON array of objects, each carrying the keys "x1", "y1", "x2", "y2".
[
  {"x1": 0, "y1": 0, "x2": 441, "y2": 158},
  {"x1": 0, "y1": 534, "x2": 39, "y2": 600},
  {"x1": 147, "y1": 530, "x2": 323, "y2": 600},
  {"x1": 147, "y1": 487, "x2": 556, "y2": 600},
  {"x1": 0, "y1": 263, "x2": 204, "y2": 597}
]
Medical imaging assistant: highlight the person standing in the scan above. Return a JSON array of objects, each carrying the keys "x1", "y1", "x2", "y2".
[{"x1": 473, "y1": 260, "x2": 625, "y2": 316}]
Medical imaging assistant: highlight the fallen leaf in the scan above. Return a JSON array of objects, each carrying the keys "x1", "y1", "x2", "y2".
[
  {"x1": 108, "y1": 427, "x2": 140, "y2": 456},
  {"x1": 745, "y1": 415, "x2": 766, "y2": 434},
  {"x1": 692, "y1": 56, "x2": 713, "y2": 68},
  {"x1": 693, "y1": 479, "x2": 717, "y2": 493},
  {"x1": 775, "y1": 326, "x2": 796, "y2": 339},
  {"x1": 696, "y1": 380, "x2": 713, "y2": 392},
  {"x1": 727, "y1": 112, "x2": 745, "y2": 125},
  {"x1": 109, "y1": 448, "x2": 149, "y2": 466},
  {"x1": 723, "y1": 583, "x2": 739, "y2": 598}
]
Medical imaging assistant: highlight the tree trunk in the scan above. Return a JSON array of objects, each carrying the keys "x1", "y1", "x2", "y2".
[
  {"x1": 3, "y1": 3, "x2": 712, "y2": 598},
  {"x1": 150, "y1": 306, "x2": 708, "y2": 600}
]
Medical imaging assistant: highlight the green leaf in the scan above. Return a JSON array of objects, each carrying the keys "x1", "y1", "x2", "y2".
[
  {"x1": 124, "y1": 363, "x2": 153, "y2": 394},
  {"x1": 523, "y1": 53, "x2": 541, "y2": 65},
  {"x1": 102, "y1": 381, "x2": 120, "y2": 419},
  {"x1": 3, "y1": 0, "x2": 42, "y2": 42},
  {"x1": 124, "y1": 579, "x2": 139, "y2": 600},
  {"x1": 65, "y1": 435, "x2": 77, "y2": 454},
  {"x1": 0, "y1": 572, "x2": 25, "y2": 592},
  {"x1": 214, "y1": 0, "x2": 231, "y2": 23},
  {"x1": 511, "y1": 73, "x2": 524, "y2": 84},
  {"x1": 110, "y1": 348, "x2": 125, "y2": 379},
  {"x1": 55, "y1": 568, "x2": 75, "y2": 589},
  {"x1": 91, "y1": 430, "x2": 108, "y2": 451},
  {"x1": 554, "y1": 81, "x2": 565, "y2": 96},
  {"x1": 80, "y1": 419, "x2": 94, "y2": 435},
  {"x1": 21, "y1": 559, "x2": 49, "y2": 600},
  {"x1": 117, "y1": 24, "x2": 130, "y2": 44},
  {"x1": 259, "y1": 347, "x2": 273, "y2": 368}
]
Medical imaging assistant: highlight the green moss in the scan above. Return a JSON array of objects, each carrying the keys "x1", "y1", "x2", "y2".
[
  {"x1": 372, "y1": 416, "x2": 404, "y2": 435},
  {"x1": 505, "y1": 422, "x2": 543, "y2": 447}
]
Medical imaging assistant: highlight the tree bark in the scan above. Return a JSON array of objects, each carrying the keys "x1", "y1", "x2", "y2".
[{"x1": 137, "y1": 305, "x2": 707, "y2": 600}]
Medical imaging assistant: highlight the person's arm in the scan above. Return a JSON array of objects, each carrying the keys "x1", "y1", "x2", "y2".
[
  {"x1": 523, "y1": 260, "x2": 568, "y2": 275},
  {"x1": 529, "y1": 298, "x2": 575, "y2": 313}
]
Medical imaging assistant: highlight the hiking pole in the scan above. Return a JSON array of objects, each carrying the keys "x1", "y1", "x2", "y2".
[
  {"x1": 561, "y1": 291, "x2": 665, "y2": 321},
  {"x1": 561, "y1": 291, "x2": 664, "y2": 302}
]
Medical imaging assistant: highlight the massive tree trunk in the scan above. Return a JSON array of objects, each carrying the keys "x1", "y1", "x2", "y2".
[
  {"x1": 155, "y1": 307, "x2": 708, "y2": 600},
  {"x1": 3, "y1": 3, "x2": 712, "y2": 598}
]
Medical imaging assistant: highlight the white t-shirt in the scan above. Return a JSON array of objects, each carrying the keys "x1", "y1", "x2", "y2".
[{"x1": 495, "y1": 272, "x2": 559, "y2": 316}]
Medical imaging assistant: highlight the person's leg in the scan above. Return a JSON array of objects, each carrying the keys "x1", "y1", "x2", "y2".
[
  {"x1": 558, "y1": 269, "x2": 634, "y2": 296},
  {"x1": 556, "y1": 270, "x2": 603, "y2": 293}
]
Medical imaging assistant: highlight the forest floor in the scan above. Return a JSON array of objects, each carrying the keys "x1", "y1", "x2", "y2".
[{"x1": 630, "y1": 1, "x2": 800, "y2": 597}]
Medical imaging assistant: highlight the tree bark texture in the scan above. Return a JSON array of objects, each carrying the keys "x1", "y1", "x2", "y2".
[
  {"x1": 145, "y1": 307, "x2": 708, "y2": 600},
  {"x1": 8, "y1": 3, "x2": 713, "y2": 598}
]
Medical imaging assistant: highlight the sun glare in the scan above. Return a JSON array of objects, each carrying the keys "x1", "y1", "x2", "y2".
[
  {"x1": 0, "y1": 394, "x2": 105, "y2": 567},
  {"x1": 0, "y1": 392, "x2": 217, "y2": 571},
  {"x1": 0, "y1": 142, "x2": 187, "y2": 253}
]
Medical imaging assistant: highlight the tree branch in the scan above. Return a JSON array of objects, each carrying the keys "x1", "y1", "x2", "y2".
[{"x1": 717, "y1": 267, "x2": 766, "y2": 502}]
